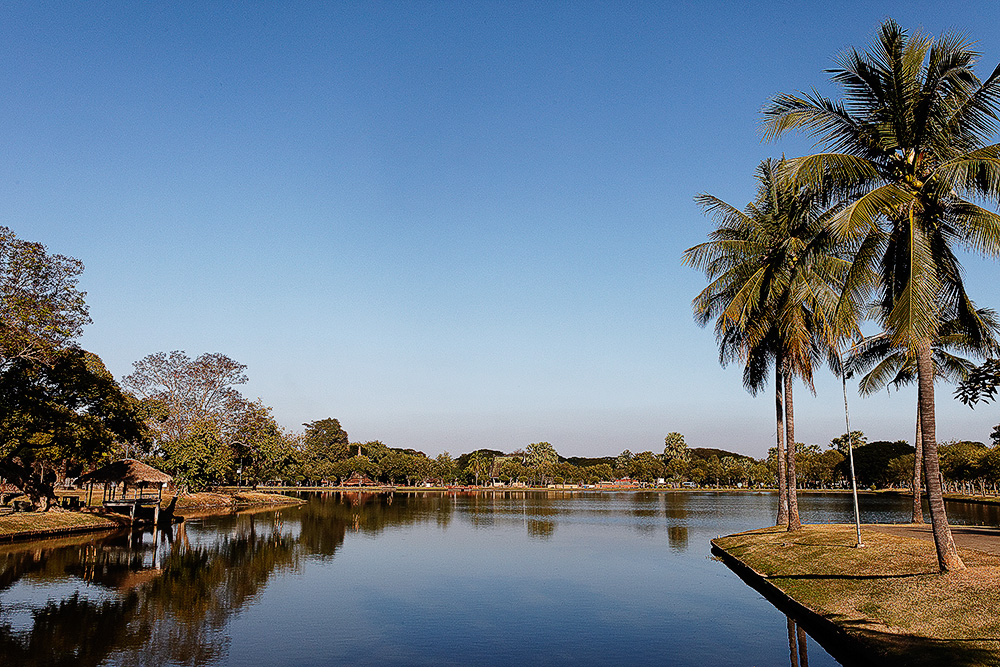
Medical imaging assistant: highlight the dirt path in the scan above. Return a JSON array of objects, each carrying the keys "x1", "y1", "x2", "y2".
[{"x1": 868, "y1": 523, "x2": 1000, "y2": 555}]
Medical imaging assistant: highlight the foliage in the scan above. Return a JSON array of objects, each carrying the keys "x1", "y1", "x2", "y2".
[
  {"x1": 494, "y1": 457, "x2": 526, "y2": 484},
  {"x1": 123, "y1": 351, "x2": 249, "y2": 443},
  {"x1": 525, "y1": 442, "x2": 558, "y2": 467},
  {"x1": 763, "y1": 17, "x2": 1000, "y2": 570},
  {"x1": 160, "y1": 421, "x2": 233, "y2": 492},
  {"x1": 830, "y1": 431, "x2": 867, "y2": 455},
  {"x1": 663, "y1": 432, "x2": 689, "y2": 461},
  {"x1": 840, "y1": 441, "x2": 914, "y2": 488},
  {"x1": 231, "y1": 401, "x2": 299, "y2": 487},
  {"x1": 614, "y1": 449, "x2": 634, "y2": 475},
  {"x1": 463, "y1": 451, "x2": 493, "y2": 484},
  {"x1": 956, "y1": 359, "x2": 1000, "y2": 406},
  {"x1": 627, "y1": 451, "x2": 665, "y2": 483},
  {"x1": 0, "y1": 349, "x2": 144, "y2": 508},
  {"x1": 302, "y1": 418, "x2": 350, "y2": 481},
  {"x1": 0, "y1": 226, "x2": 90, "y2": 370},
  {"x1": 431, "y1": 452, "x2": 457, "y2": 483}
]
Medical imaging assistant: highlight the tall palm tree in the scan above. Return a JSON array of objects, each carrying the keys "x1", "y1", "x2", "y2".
[
  {"x1": 763, "y1": 19, "x2": 1000, "y2": 571},
  {"x1": 686, "y1": 159, "x2": 850, "y2": 530},
  {"x1": 846, "y1": 312, "x2": 999, "y2": 523}
]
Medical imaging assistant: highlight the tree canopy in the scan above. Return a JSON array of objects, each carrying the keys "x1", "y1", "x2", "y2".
[{"x1": 0, "y1": 226, "x2": 90, "y2": 370}]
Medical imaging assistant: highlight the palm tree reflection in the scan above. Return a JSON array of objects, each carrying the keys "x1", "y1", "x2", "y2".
[{"x1": 786, "y1": 616, "x2": 809, "y2": 667}]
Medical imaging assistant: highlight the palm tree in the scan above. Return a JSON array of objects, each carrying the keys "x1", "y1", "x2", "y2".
[
  {"x1": 846, "y1": 313, "x2": 999, "y2": 523},
  {"x1": 686, "y1": 159, "x2": 850, "y2": 530},
  {"x1": 763, "y1": 19, "x2": 1000, "y2": 571}
]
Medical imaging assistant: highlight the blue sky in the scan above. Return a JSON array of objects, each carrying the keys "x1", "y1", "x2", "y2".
[{"x1": 4, "y1": 1, "x2": 1000, "y2": 458}]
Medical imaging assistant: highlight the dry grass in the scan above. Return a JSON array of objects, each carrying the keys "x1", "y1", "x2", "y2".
[
  {"x1": 173, "y1": 491, "x2": 304, "y2": 511},
  {"x1": 0, "y1": 509, "x2": 119, "y2": 540},
  {"x1": 715, "y1": 524, "x2": 1000, "y2": 665}
]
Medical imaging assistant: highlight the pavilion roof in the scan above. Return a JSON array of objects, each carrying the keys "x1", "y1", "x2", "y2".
[{"x1": 77, "y1": 459, "x2": 173, "y2": 486}]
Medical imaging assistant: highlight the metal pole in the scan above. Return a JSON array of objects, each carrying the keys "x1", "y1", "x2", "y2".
[{"x1": 840, "y1": 352, "x2": 864, "y2": 548}]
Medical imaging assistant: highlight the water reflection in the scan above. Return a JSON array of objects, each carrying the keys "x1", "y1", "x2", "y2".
[
  {"x1": 0, "y1": 516, "x2": 297, "y2": 666},
  {"x1": 2, "y1": 491, "x2": 996, "y2": 666},
  {"x1": 788, "y1": 616, "x2": 810, "y2": 667},
  {"x1": 667, "y1": 525, "x2": 689, "y2": 551}
]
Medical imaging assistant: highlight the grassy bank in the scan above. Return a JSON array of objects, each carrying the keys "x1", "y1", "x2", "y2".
[
  {"x1": 174, "y1": 490, "x2": 305, "y2": 511},
  {"x1": 0, "y1": 510, "x2": 121, "y2": 541},
  {"x1": 713, "y1": 524, "x2": 1000, "y2": 666}
]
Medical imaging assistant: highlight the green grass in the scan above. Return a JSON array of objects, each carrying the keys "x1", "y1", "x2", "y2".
[{"x1": 714, "y1": 524, "x2": 1000, "y2": 666}]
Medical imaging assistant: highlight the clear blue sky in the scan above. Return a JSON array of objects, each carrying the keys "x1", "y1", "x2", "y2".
[{"x1": 4, "y1": 1, "x2": 1000, "y2": 458}]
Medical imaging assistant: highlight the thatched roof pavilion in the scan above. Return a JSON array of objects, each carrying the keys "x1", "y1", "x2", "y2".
[
  {"x1": 78, "y1": 459, "x2": 173, "y2": 511},
  {"x1": 78, "y1": 459, "x2": 173, "y2": 487}
]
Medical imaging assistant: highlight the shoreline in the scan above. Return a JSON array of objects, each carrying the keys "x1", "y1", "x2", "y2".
[
  {"x1": 0, "y1": 490, "x2": 304, "y2": 543},
  {"x1": 712, "y1": 524, "x2": 1000, "y2": 666}
]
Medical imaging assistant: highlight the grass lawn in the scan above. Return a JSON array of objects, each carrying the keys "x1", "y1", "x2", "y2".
[
  {"x1": 0, "y1": 509, "x2": 119, "y2": 540},
  {"x1": 714, "y1": 524, "x2": 1000, "y2": 666}
]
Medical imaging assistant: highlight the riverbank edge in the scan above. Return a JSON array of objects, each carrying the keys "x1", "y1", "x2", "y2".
[
  {"x1": 0, "y1": 492, "x2": 304, "y2": 542},
  {"x1": 710, "y1": 536, "x2": 876, "y2": 665},
  {"x1": 0, "y1": 512, "x2": 124, "y2": 543},
  {"x1": 174, "y1": 491, "x2": 306, "y2": 511},
  {"x1": 711, "y1": 527, "x2": 1000, "y2": 666}
]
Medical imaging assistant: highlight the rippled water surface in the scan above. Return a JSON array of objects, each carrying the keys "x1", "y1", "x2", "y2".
[{"x1": 1, "y1": 491, "x2": 993, "y2": 666}]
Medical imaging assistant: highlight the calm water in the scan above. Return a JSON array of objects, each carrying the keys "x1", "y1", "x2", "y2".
[{"x1": 1, "y1": 491, "x2": 997, "y2": 666}]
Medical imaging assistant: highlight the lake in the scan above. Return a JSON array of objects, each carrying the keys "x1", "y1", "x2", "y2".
[{"x1": 1, "y1": 490, "x2": 996, "y2": 666}]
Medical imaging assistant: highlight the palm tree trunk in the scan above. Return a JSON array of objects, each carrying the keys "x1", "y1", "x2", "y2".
[
  {"x1": 912, "y1": 398, "x2": 924, "y2": 524},
  {"x1": 916, "y1": 341, "x2": 963, "y2": 571},
  {"x1": 776, "y1": 353, "x2": 788, "y2": 527},
  {"x1": 784, "y1": 366, "x2": 801, "y2": 531}
]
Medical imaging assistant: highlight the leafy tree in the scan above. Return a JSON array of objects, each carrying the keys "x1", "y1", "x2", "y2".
[
  {"x1": 123, "y1": 351, "x2": 249, "y2": 443},
  {"x1": 614, "y1": 449, "x2": 634, "y2": 476},
  {"x1": 431, "y1": 452, "x2": 457, "y2": 483},
  {"x1": 628, "y1": 451, "x2": 665, "y2": 483},
  {"x1": 464, "y1": 451, "x2": 493, "y2": 485},
  {"x1": 0, "y1": 226, "x2": 90, "y2": 370},
  {"x1": 495, "y1": 457, "x2": 526, "y2": 484},
  {"x1": 664, "y1": 457, "x2": 690, "y2": 482},
  {"x1": 830, "y1": 431, "x2": 867, "y2": 455},
  {"x1": 523, "y1": 442, "x2": 558, "y2": 485},
  {"x1": 887, "y1": 454, "x2": 917, "y2": 488},
  {"x1": 939, "y1": 440, "x2": 990, "y2": 489},
  {"x1": 302, "y1": 418, "x2": 350, "y2": 481},
  {"x1": 839, "y1": 441, "x2": 914, "y2": 488},
  {"x1": 0, "y1": 349, "x2": 145, "y2": 508},
  {"x1": 525, "y1": 442, "x2": 558, "y2": 467},
  {"x1": 160, "y1": 421, "x2": 234, "y2": 492},
  {"x1": 231, "y1": 400, "x2": 298, "y2": 488},
  {"x1": 763, "y1": 18, "x2": 1000, "y2": 570},
  {"x1": 355, "y1": 440, "x2": 390, "y2": 462},
  {"x1": 585, "y1": 463, "x2": 614, "y2": 483},
  {"x1": 334, "y1": 454, "x2": 377, "y2": 482},
  {"x1": 380, "y1": 450, "x2": 416, "y2": 485}
]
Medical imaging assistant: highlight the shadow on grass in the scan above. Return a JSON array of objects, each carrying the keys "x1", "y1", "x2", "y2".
[
  {"x1": 772, "y1": 572, "x2": 932, "y2": 581},
  {"x1": 713, "y1": 543, "x2": 1000, "y2": 667}
]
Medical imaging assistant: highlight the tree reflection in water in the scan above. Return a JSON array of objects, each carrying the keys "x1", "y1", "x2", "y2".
[
  {"x1": 1, "y1": 491, "x2": 742, "y2": 665},
  {"x1": 787, "y1": 616, "x2": 810, "y2": 667},
  {"x1": 667, "y1": 525, "x2": 688, "y2": 551},
  {"x1": 0, "y1": 515, "x2": 298, "y2": 666}
]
